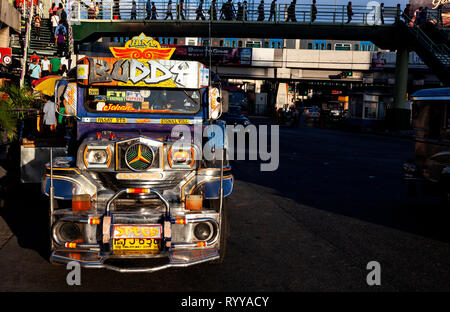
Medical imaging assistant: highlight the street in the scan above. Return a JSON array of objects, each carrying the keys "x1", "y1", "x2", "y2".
[{"x1": 1, "y1": 125, "x2": 450, "y2": 291}]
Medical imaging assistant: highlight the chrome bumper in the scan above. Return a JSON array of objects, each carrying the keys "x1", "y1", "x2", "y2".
[
  {"x1": 51, "y1": 248, "x2": 219, "y2": 273},
  {"x1": 50, "y1": 187, "x2": 221, "y2": 273}
]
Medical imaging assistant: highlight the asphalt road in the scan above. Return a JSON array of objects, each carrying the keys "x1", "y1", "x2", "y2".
[{"x1": 1, "y1": 124, "x2": 450, "y2": 291}]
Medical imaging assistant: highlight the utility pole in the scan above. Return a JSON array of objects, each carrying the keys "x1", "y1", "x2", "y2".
[{"x1": 20, "y1": 0, "x2": 35, "y2": 88}]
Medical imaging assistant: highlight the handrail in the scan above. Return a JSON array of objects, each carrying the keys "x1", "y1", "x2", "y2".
[
  {"x1": 401, "y1": 12, "x2": 449, "y2": 62},
  {"x1": 69, "y1": 0, "x2": 404, "y2": 26}
]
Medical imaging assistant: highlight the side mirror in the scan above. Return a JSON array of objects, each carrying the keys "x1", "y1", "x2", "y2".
[
  {"x1": 209, "y1": 87, "x2": 222, "y2": 120},
  {"x1": 56, "y1": 82, "x2": 77, "y2": 117}
]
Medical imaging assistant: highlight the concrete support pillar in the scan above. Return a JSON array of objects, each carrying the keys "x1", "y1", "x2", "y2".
[
  {"x1": 386, "y1": 47, "x2": 411, "y2": 130},
  {"x1": 0, "y1": 27, "x2": 10, "y2": 47}
]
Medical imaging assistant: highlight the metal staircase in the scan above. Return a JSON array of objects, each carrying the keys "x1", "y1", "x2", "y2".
[{"x1": 399, "y1": 14, "x2": 450, "y2": 86}]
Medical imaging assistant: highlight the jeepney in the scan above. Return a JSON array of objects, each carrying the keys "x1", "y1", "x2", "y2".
[
  {"x1": 403, "y1": 87, "x2": 450, "y2": 202},
  {"x1": 42, "y1": 34, "x2": 233, "y2": 272}
]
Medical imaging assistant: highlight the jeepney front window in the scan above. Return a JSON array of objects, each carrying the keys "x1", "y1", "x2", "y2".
[{"x1": 84, "y1": 87, "x2": 201, "y2": 114}]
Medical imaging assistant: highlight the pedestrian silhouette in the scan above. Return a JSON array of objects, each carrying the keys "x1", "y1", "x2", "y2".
[
  {"x1": 346, "y1": 1, "x2": 353, "y2": 24},
  {"x1": 268, "y1": 0, "x2": 276, "y2": 22},
  {"x1": 209, "y1": 0, "x2": 217, "y2": 20},
  {"x1": 151, "y1": 2, "x2": 158, "y2": 20},
  {"x1": 311, "y1": 0, "x2": 317, "y2": 22},
  {"x1": 286, "y1": 0, "x2": 296, "y2": 22},
  {"x1": 196, "y1": 0, "x2": 206, "y2": 20},
  {"x1": 178, "y1": 0, "x2": 185, "y2": 20},
  {"x1": 165, "y1": 0, "x2": 173, "y2": 20},
  {"x1": 257, "y1": 0, "x2": 265, "y2": 21},
  {"x1": 237, "y1": 2, "x2": 244, "y2": 21}
]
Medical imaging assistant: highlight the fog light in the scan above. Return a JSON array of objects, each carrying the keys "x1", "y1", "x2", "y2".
[
  {"x1": 193, "y1": 222, "x2": 212, "y2": 241},
  {"x1": 56, "y1": 222, "x2": 83, "y2": 243}
]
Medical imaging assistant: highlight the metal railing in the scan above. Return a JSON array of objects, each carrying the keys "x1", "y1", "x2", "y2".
[
  {"x1": 69, "y1": 0, "x2": 403, "y2": 25},
  {"x1": 401, "y1": 12, "x2": 450, "y2": 66}
]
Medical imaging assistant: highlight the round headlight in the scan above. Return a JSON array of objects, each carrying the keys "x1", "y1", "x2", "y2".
[
  {"x1": 83, "y1": 146, "x2": 111, "y2": 168},
  {"x1": 193, "y1": 222, "x2": 212, "y2": 241}
]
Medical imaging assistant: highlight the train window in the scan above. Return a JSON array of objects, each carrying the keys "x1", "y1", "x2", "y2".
[
  {"x1": 202, "y1": 39, "x2": 210, "y2": 46},
  {"x1": 335, "y1": 43, "x2": 351, "y2": 51},
  {"x1": 277, "y1": 42, "x2": 282, "y2": 49},
  {"x1": 246, "y1": 41, "x2": 261, "y2": 48},
  {"x1": 307, "y1": 43, "x2": 313, "y2": 49},
  {"x1": 174, "y1": 38, "x2": 178, "y2": 45},
  {"x1": 264, "y1": 42, "x2": 269, "y2": 48},
  {"x1": 220, "y1": 40, "x2": 224, "y2": 47},
  {"x1": 327, "y1": 44, "x2": 331, "y2": 50},
  {"x1": 320, "y1": 43, "x2": 325, "y2": 50},
  {"x1": 238, "y1": 41, "x2": 243, "y2": 47},
  {"x1": 314, "y1": 43, "x2": 319, "y2": 49},
  {"x1": 354, "y1": 44, "x2": 359, "y2": 51}
]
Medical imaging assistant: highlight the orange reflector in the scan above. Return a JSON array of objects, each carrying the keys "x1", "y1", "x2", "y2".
[
  {"x1": 196, "y1": 242, "x2": 207, "y2": 247},
  {"x1": 65, "y1": 242, "x2": 77, "y2": 248},
  {"x1": 176, "y1": 217, "x2": 187, "y2": 224},
  {"x1": 185, "y1": 194, "x2": 203, "y2": 211},
  {"x1": 127, "y1": 188, "x2": 150, "y2": 194},
  {"x1": 89, "y1": 218, "x2": 100, "y2": 225},
  {"x1": 72, "y1": 194, "x2": 92, "y2": 211}
]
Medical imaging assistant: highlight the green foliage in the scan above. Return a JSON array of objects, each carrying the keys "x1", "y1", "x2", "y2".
[{"x1": 0, "y1": 84, "x2": 41, "y2": 142}]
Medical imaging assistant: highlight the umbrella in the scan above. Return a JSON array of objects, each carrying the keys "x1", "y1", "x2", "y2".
[{"x1": 33, "y1": 75, "x2": 62, "y2": 96}]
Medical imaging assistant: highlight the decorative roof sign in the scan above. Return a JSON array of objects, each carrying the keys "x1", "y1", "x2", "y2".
[
  {"x1": 77, "y1": 34, "x2": 209, "y2": 89},
  {"x1": 109, "y1": 33, "x2": 176, "y2": 60}
]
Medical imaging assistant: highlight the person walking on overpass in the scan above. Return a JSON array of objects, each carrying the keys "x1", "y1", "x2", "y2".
[
  {"x1": 177, "y1": 0, "x2": 185, "y2": 20},
  {"x1": 257, "y1": 0, "x2": 264, "y2": 21},
  {"x1": 209, "y1": 0, "x2": 217, "y2": 20},
  {"x1": 165, "y1": 0, "x2": 173, "y2": 19},
  {"x1": 346, "y1": 1, "x2": 353, "y2": 24},
  {"x1": 311, "y1": 0, "x2": 317, "y2": 22},
  {"x1": 131, "y1": 0, "x2": 137, "y2": 19},
  {"x1": 146, "y1": 0, "x2": 151, "y2": 19},
  {"x1": 268, "y1": 0, "x2": 276, "y2": 22},
  {"x1": 285, "y1": 0, "x2": 297, "y2": 22},
  {"x1": 243, "y1": 0, "x2": 248, "y2": 20},
  {"x1": 236, "y1": 2, "x2": 244, "y2": 20},
  {"x1": 151, "y1": 2, "x2": 158, "y2": 19},
  {"x1": 196, "y1": 0, "x2": 206, "y2": 20}
]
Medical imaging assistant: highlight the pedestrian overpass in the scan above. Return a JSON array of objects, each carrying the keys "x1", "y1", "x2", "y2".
[{"x1": 65, "y1": 1, "x2": 450, "y2": 129}]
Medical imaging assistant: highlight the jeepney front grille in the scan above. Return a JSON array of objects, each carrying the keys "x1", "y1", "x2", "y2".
[
  {"x1": 116, "y1": 139, "x2": 161, "y2": 171},
  {"x1": 95, "y1": 172, "x2": 181, "y2": 192},
  {"x1": 112, "y1": 198, "x2": 167, "y2": 214}
]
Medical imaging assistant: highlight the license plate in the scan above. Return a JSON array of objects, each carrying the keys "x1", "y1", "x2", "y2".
[
  {"x1": 113, "y1": 225, "x2": 162, "y2": 239},
  {"x1": 113, "y1": 238, "x2": 161, "y2": 251}
]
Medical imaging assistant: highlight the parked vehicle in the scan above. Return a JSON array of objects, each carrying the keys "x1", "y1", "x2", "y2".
[
  {"x1": 39, "y1": 35, "x2": 233, "y2": 272},
  {"x1": 403, "y1": 87, "x2": 450, "y2": 203},
  {"x1": 303, "y1": 106, "x2": 320, "y2": 119}
]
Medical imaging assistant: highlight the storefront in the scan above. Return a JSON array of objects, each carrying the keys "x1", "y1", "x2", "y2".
[{"x1": 348, "y1": 90, "x2": 394, "y2": 129}]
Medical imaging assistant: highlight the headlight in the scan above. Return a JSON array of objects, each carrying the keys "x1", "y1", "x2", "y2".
[
  {"x1": 83, "y1": 146, "x2": 112, "y2": 168},
  {"x1": 168, "y1": 145, "x2": 195, "y2": 168}
]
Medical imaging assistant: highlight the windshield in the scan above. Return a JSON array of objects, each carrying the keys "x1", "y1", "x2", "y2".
[{"x1": 84, "y1": 87, "x2": 201, "y2": 114}]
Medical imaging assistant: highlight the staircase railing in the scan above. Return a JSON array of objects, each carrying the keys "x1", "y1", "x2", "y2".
[{"x1": 401, "y1": 13, "x2": 450, "y2": 65}]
